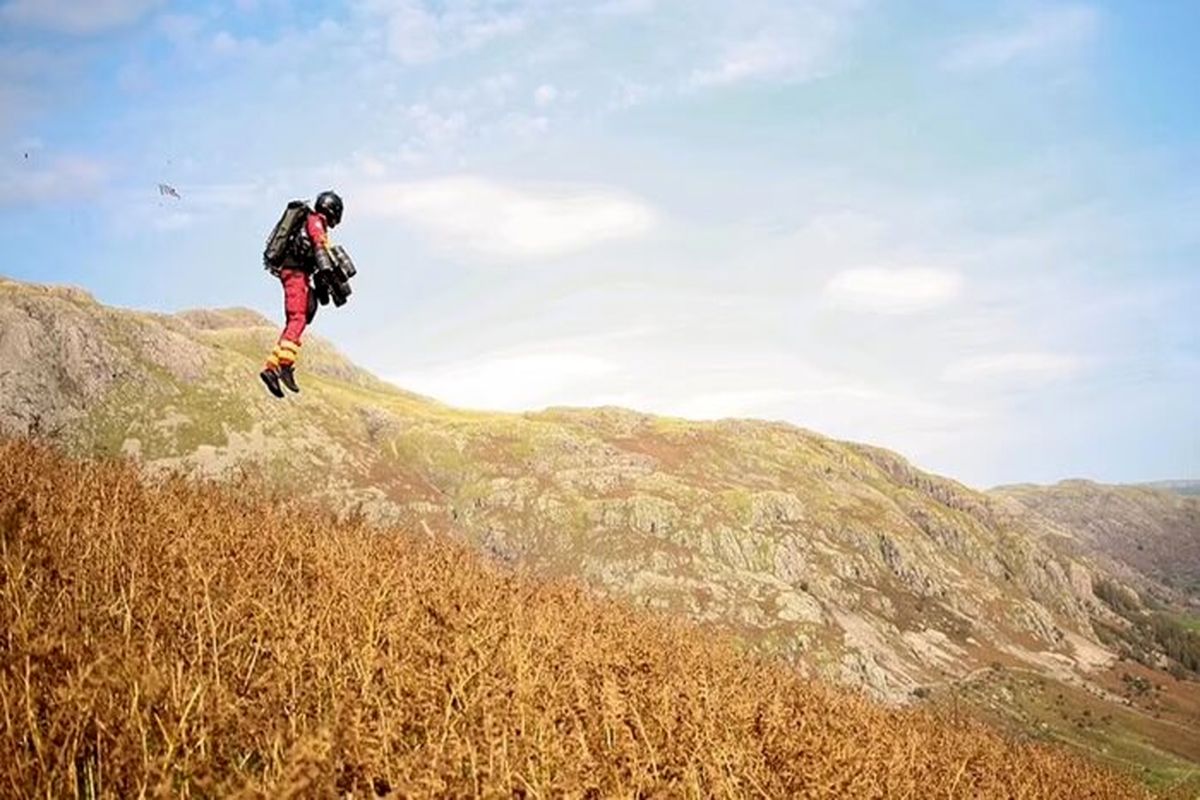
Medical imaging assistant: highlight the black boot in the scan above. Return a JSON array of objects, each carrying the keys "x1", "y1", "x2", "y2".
[
  {"x1": 278, "y1": 364, "x2": 300, "y2": 393},
  {"x1": 259, "y1": 367, "x2": 284, "y2": 398}
]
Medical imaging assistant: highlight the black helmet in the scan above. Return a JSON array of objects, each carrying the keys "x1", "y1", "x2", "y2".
[{"x1": 314, "y1": 190, "x2": 343, "y2": 227}]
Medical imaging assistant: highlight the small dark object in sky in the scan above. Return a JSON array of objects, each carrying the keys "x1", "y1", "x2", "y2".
[{"x1": 157, "y1": 183, "x2": 180, "y2": 199}]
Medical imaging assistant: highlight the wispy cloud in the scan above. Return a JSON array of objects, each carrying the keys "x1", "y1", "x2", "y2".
[
  {"x1": 943, "y1": 4, "x2": 1099, "y2": 72},
  {"x1": 942, "y1": 352, "x2": 1086, "y2": 384},
  {"x1": 689, "y1": 35, "x2": 813, "y2": 88},
  {"x1": 395, "y1": 350, "x2": 619, "y2": 411},
  {"x1": 393, "y1": 338, "x2": 983, "y2": 451},
  {"x1": 403, "y1": 104, "x2": 469, "y2": 156},
  {"x1": 608, "y1": 80, "x2": 663, "y2": 110},
  {"x1": 357, "y1": 176, "x2": 658, "y2": 260},
  {"x1": 823, "y1": 268, "x2": 963, "y2": 314},
  {"x1": 0, "y1": 0, "x2": 162, "y2": 34},
  {"x1": 364, "y1": 0, "x2": 526, "y2": 65},
  {"x1": 687, "y1": 3, "x2": 861, "y2": 89},
  {"x1": 668, "y1": 388, "x2": 800, "y2": 420},
  {"x1": 0, "y1": 155, "x2": 107, "y2": 207}
]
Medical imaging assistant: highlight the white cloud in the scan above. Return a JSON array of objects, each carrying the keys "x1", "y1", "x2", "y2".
[
  {"x1": 690, "y1": 34, "x2": 817, "y2": 88},
  {"x1": 395, "y1": 351, "x2": 619, "y2": 411},
  {"x1": 390, "y1": 338, "x2": 981, "y2": 454},
  {"x1": 943, "y1": 4, "x2": 1099, "y2": 72},
  {"x1": 686, "y1": 2, "x2": 861, "y2": 90},
  {"x1": 357, "y1": 176, "x2": 658, "y2": 259},
  {"x1": 824, "y1": 268, "x2": 963, "y2": 314},
  {"x1": 942, "y1": 352, "x2": 1086, "y2": 384},
  {"x1": 669, "y1": 389, "x2": 800, "y2": 420},
  {"x1": 405, "y1": 104, "x2": 469, "y2": 151},
  {"x1": 608, "y1": 81, "x2": 663, "y2": 110},
  {"x1": 366, "y1": 0, "x2": 526, "y2": 65}
]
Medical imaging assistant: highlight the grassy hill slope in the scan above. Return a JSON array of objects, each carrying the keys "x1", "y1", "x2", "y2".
[{"x1": 0, "y1": 440, "x2": 1153, "y2": 798}]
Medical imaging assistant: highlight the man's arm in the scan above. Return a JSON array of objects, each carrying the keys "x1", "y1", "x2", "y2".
[
  {"x1": 306, "y1": 213, "x2": 330, "y2": 250},
  {"x1": 307, "y1": 213, "x2": 334, "y2": 273}
]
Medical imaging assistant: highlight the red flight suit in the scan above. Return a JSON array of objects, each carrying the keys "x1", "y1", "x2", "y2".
[{"x1": 265, "y1": 212, "x2": 329, "y2": 371}]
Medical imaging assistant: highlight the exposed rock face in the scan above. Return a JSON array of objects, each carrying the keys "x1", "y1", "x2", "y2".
[
  {"x1": 995, "y1": 480, "x2": 1200, "y2": 602},
  {"x1": 0, "y1": 282, "x2": 131, "y2": 435},
  {"x1": 0, "y1": 276, "x2": 1185, "y2": 708}
]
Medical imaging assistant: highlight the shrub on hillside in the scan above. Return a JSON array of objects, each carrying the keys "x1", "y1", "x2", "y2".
[
  {"x1": 1093, "y1": 578, "x2": 1200, "y2": 676},
  {"x1": 1094, "y1": 577, "x2": 1143, "y2": 618},
  {"x1": 1148, "y1": 614, "x2": 1200, "y2": 673}
]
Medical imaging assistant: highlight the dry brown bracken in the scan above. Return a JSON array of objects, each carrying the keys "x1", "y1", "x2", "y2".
[{"x1": 0, "y1": 440, "x2": 1152, "y2": 798}]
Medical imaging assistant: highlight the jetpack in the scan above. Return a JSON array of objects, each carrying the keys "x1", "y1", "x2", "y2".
[{"x1": 314, "y1": 244, "x2": 357, "y2": 307}]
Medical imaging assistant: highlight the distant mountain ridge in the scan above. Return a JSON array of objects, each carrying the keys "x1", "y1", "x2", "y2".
[
  {"x1": 1140, "y1": 480, "x2": 1200, "y2": 498},
  {"x1": 993, "y1": 480, "x2": 1200, "y2": 602},
  {"x1": 2, "y1": 275, "x2": 1198, "y2": 779}
]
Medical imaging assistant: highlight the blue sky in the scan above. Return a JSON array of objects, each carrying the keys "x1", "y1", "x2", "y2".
[{"x1": 2, "y1": 0, "x2": 1197, "y2": 487}]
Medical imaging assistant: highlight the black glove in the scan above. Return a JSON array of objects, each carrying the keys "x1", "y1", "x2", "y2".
[{"x1": 313, "y1": 272, "x2": 331, "y2": 306}]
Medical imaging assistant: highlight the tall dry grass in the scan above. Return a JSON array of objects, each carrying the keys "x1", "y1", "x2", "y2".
[{"x1": 0, "y1": 440, "x2": 1150, "y2": 798}]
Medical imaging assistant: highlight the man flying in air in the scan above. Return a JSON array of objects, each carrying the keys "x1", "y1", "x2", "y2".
[{"x1": 260, "y1": 190, "x2": 347, "y2": 398}]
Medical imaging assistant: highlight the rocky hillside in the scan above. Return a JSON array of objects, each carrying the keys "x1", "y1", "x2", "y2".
[
  {"x1": 1142, "y1": 481, "x2": 1200, "y2": 498},
  {"x1": 2, "y1": 275, "x2": 1198, "y2": 781},
  {"x1": 995, "y1": 481, "x2": 1200, "y2": 602}
]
